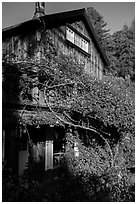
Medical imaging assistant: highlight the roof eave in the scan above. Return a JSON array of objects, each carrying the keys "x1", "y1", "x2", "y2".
[
  {"x1": 82, "y1": 9, "x2": 109, "y2": 66},
  {"x1": 2, "y1": 18, "x2": 41, "y2": 40},
  {"x1": 2, "y1": 8, "x2": 109, "y2": 66}
]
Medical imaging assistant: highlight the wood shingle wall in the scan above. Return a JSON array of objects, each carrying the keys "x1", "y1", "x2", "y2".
[{"x1": 2, "y1": 20, "x2": 104, "y2": 79}]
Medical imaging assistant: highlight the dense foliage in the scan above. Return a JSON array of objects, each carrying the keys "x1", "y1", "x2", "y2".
[
  {"x1": 86, "y1": 7, "x2": 135, "y2": 81},
  {"x1": 2, "y1": 162, "x2": 91, "y2": 202},
  {"x1": 110, "y1": 22, "x2": 135, "y2": 80},
  {"x1": 86, "y1": 7, "x2": 110, "y2": 50},
  {"x1": 65, "y1": 130, "x2": 135, "y2": 201},
  {"x1": 3, "y1": 50, "x2": 135, "y2": 136},
  {"x1": 3, "y1": 45, "x2": 135, "y2": 201}
]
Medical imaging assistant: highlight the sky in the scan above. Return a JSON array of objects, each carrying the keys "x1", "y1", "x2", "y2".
[{"x1": 2, "y1": 2, "x2": 135, "y2": 34}]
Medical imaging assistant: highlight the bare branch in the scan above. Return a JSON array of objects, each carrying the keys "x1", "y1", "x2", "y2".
[
  {"x1": 18, "y1": 98, "x2": 28, "y2": 124},
  {"x1": 47, "y1": 82, "x2": 75, "y2": 90},
  {"x1": 75, "y1": 76, "x2": 86, "y2": 87},
  {"x1": 63, "y1": 111, "x2": 79, "y2": 124},
  {"x1": 113, "y1": 142, "x2": 120, "y2": 165}
]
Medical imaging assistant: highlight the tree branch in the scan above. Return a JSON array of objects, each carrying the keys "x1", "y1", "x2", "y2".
[
  {"x1": 47, "y1": 81, "x2": 75, "y2": 90},
  {"x1": 44, "y1": 94, "x2": 114, "y2": 167},
  {"x1": 63, "y1": 111, "x2": 79, "y2": 124}
]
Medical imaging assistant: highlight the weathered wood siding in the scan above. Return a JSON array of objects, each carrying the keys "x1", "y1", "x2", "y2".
[
  {"x1": 2, "y1": 20, "x2": 104, "y2": 79},
  {"x1": 46, "y1": 21, "x2": 104, "y2": 79},
  {"x1": 2, "y1": 30, "x2": 40, "y2": 61}
]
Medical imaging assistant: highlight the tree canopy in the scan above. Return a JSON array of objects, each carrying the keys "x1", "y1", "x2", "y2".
[
  {"x1": 86, "y1": 7, "x2": 135, "y2": 81},
  {"x1": 110, "y1": 22, "x2": 135, "y2": 80},
  {"x1": 86, "y1": 7, "x2": 111, "y2": 51}
]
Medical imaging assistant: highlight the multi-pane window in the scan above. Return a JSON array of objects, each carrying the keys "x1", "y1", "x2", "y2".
[
  {"x1": 66, "y1": 26, "x2": 104, "y2": 79},
  {"x1": 66, "y1": 26, "x2": 89, "y2": 53}
]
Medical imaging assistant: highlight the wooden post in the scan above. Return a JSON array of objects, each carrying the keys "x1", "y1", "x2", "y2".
[
  {"x1": 45, "y1": 127, "x2": 53, "y2": 171},
  {"x1": 23, "y1": 41, "x2": 27, "y2": 59},
  {"x1": 45, "y1": 140, "x2": 53, "y2": 171}
]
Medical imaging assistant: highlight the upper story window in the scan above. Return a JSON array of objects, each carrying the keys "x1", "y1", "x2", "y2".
[{"x1": 66, "y1": 26, "x2": 89, "y2": 54}]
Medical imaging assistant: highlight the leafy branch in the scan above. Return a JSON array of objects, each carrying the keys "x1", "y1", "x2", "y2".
[{"x1": 44, "y1": 91, "x2": 114, "y2": 167}]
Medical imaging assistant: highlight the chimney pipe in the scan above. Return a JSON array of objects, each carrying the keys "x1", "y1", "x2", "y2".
[{"x1": 33, "y1": 2, "x2": 45, "y2": 18}]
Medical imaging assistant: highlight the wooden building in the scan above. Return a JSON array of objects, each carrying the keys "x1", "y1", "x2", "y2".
[{"x1": 2, "y1": 3, "x2": 109, "y2": 174}]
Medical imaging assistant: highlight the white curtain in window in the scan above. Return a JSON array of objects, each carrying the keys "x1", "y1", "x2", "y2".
[
  {"x1": 75, "y1": 34, "x2": 81, "y2": 47},
  {"x1": 84, "y1": 41, "x2": 88, "y2": 53},
  {"x1": 66, "y1": 27, "x2": 74, "y2": 43}
]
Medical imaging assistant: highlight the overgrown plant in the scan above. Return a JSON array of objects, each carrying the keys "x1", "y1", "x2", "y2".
[
  {"x1": 3, "y1": 27, "x2": 135, "y2": 201},
  {"x1": 64, "y1": 130, "x2": 135, "y2": 202}
]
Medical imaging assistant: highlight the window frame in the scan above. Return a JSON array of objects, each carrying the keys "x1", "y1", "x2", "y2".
[{"x1": 66, "y1": 25, "x2": 90, "y2": 56}]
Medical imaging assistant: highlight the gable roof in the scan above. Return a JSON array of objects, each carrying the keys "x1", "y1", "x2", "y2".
[{"x1": 2, "y1": 8, "x2": 109, "y2": 66}]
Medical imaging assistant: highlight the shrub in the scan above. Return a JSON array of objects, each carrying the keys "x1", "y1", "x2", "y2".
[
  {"x1": 2, "y1": 162, "x2": 42, "y2": 202},
  {"x1": 64, "y1": 130, "x2": 135, "y2": 202}
]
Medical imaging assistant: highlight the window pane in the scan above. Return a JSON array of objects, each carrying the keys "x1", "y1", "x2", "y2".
[
  {"x1": 81, "y1": 39, "x2": 84, "y2": 50},
  {"x1": 75, "y1": 34, "x2": 81, "y2": 47},
  {"x1": 66, "y1": 27, "x2": 74, "y2": 43},
  {"x1": 66, "y1": 27, "x2": 89, "y2": 53},
  {"x1": 85, "y1": 41, "x2": 88, "y2": 53},
  {"x1": 81, "y1": 39, "x2": 89, "y2": 53}
]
